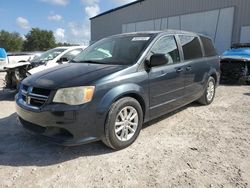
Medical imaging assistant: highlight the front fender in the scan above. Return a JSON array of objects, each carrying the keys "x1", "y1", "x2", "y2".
[{"x1": 97, "y1": 83, "x2": 148, "y2": 116}]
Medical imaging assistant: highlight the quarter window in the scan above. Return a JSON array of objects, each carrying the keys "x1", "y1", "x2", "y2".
[
  {"x1": 179, "y1": 35, "x2": 203, "y2": 60},
  {"x1": 200, "y1": 36, "x2": 217, "y2": 57},
  {"x1": 151, "y1": 35, "x2": 180, "y2": 64}
]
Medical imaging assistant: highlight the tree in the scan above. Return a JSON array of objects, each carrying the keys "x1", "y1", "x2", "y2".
[
  {"x1": 23, "y1": 28, "x2": 56, "y2": 51},
  {"x1": 56, "y1": 42, "x2": 80, "y2": 47},
  {"x1": 0, "y1": 30, "x2": 24, "y2": 52}
]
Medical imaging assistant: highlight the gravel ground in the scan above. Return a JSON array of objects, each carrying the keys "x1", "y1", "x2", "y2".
[{"x1": 0, "y1": 72, "x2": 249, "y2": 188}]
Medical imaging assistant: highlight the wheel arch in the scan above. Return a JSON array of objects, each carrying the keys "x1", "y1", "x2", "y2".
[
  {"x1": 208, "y1": 68, "x2": 220, "y2": 86},
  {"x1": 113, "y1": 93, "x2": 146, "y2": 120},
  {"x1": 97, "y1": 83, "x2": 148, "y2": 121}
]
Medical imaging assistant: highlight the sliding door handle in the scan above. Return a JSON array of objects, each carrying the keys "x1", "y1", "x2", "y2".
[{"x1": 176, "y1": 68, "x2": 184, "y2": 73}]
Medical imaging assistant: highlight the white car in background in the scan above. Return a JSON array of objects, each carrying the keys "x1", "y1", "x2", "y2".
[
  {"x1": 1, "y1": 52, "x2": 42, "y2": 71},
  {"x1": 4, "y1": 46, "x2": 87, "y2": 89},
  {"x1": 7, "y1": 52, "x2": 42, "y2": 64},
  {"x1": 27, "y1": 46, "x2": 87, "y2": 75}
]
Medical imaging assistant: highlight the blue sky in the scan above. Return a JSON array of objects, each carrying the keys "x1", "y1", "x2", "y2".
[{"x1": 0, "y1": 0, "x2": 136, "y2": 44}]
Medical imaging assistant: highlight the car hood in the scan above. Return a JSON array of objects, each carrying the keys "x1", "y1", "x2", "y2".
[
  {"x1": 22, "y1": 63, "x2": 126, "y2": 89},
  {"x1": 222, "y1": 48, "x2": 250, "y2": 61},
  {"x1": 28, "y1": 61, "x2": 57, "y2": 75}
]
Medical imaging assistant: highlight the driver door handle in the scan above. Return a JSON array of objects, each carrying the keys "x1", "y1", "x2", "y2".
[{"x1": 186, "y1": 66, "x2": 192, "y2": 71}]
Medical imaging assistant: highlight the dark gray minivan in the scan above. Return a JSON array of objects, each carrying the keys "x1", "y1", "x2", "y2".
[{"x1": 16, "y1": 30, "x2": 220, "y2": 150}]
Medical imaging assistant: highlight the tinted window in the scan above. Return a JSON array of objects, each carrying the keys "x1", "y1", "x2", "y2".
[
  {"x1": 151, "y1": 35, "x2": 180, "y2": 64},
  {"x1": 179, "y1": 35, "x2": 203, "y2": 60},
  {"x1": 200, "y1": 36, "x2": 217, "y2": 57}
]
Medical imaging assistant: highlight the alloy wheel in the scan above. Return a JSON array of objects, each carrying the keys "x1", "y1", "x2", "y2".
[
  {"x1": 114, "y1": 106, "x2": 139, "y2": 142},
  {"x1": 207, "y1": 80, "x2": 215, "y2": 101}
]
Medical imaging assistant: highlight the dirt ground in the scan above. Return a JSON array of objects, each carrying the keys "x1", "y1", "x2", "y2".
[{"x1": 0, "y1": 72, "x2": 249, "y2": 188}]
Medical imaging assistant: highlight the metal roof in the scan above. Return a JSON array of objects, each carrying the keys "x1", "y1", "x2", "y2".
[{"x1": 90, "y1": 0, "x2": 145, "y2": 20}]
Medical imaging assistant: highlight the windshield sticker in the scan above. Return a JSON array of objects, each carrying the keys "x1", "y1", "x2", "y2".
[{"x1": 132, "y1": 37, "x2": 150, "y2": 41}]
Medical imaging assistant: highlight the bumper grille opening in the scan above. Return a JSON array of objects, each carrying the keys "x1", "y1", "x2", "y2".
[
  {"x1": 19, "y1": 118, "x2": 74, "y2": 140},
  {"x1": 46, "y1": 127, "x2": 74, "y2": 140},
  {"x1": 20, "y1": 118, "x2": 46, "y2": 134},
  {"x1": 30, "y1": 98, "x2": 47, "y2": 107}
]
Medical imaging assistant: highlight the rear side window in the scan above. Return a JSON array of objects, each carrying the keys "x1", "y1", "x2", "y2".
[
  {"x1": 200, "y1": 36, "x2": 217, "y2": 57},
  {"x1": 179, "y1": 35, "x2": 203, "y2": 60}
]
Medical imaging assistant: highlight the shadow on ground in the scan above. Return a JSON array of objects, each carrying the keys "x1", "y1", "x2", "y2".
[
  {"x1": 244, "y1": 93, "x2": 250, "y2": 96},
  {"x1": 0, "y1": 106, "x2": 195, "y2": 167},
  {"x1": 0, "y1": 113, "x2": 115, "y2": 167},
  {"x1": 0, "y1": 89, "x2": 16, "y2": 101}
]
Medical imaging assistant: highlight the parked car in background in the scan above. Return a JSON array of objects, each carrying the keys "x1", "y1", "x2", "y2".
[
  {"x1": 7, "y1": 52, "x2": 42, "y2": 64},
  {"x1": 16, "y1": 30, "x2": 220, "y2": 150},
  {"x1": 220, "y1": 43, "x2": 250, "y2": 85},
  {"x1": 0, "y1": 51, "x2": 42, "y2": 71},
  {"x1": 4, "y1": 46, "x2": 86, "y2": 89},
  {"x1": 27, "y1": 46, "x2": 87, "y2": 75},
  {"x1": 0, "y1": 48, "x2": 7, "y2": 72}
]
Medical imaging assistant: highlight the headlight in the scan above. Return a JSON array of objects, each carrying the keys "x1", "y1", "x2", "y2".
[{"x1": 53, "y1": 86, "x2": 95, "y2": 105}]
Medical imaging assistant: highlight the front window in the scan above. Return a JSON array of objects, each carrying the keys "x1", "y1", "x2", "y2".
[
  {"x1": 73, "y1": 35, "x2": 154, "y2": 65},
  {"x1": 151, "y1": 35, "x2": 180, "y2": 64},
  {"x1": 32, "y1": 48, "x2": 67, "y2": 62}
]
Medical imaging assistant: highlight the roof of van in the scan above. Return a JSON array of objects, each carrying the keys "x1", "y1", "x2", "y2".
[
  {"x1": 55, "y1": 46, "x2": 86, "y2": 49},
  {"x1": 109, "y1": 30, "x2": 209, "y2": 38}
]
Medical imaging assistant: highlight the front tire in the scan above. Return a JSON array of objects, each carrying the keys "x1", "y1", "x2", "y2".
[
  {"x1": 103, "y1": 97, "x2": 143, "y2": 150},
  {"x1": 197, "y1": 77, "x2": 216, "y2": 105}
]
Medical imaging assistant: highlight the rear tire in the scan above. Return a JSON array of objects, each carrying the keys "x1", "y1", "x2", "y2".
[
  {"x1": 197, "y1": 77, "x2": 216, "y2": 105},
  {"x1": 102, "y1": 97, "x2": 143, "y2": 150}
]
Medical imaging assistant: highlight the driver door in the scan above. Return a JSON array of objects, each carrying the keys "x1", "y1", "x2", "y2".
[{"x1": 148, "y1": 35, "x2": 185, "y2": 118}]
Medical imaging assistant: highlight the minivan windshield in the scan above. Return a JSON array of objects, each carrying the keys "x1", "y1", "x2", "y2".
[
  {"x1": 73, "y1": 35, "x2": 154, "y2": 65},
  {"x1": 32, "y1": 48, "x2": 67, "y2": 62}
]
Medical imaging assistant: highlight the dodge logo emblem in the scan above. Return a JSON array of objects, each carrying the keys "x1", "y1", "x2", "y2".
[
  {"x1": 25, "y1": 86, "x2": 33, "y2": 105},
  {"x1": 26, "y1": 96, "x2": 31, "y2": 104}
]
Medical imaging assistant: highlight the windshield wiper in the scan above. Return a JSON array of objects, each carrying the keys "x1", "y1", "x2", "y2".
[{"x1": 76, "y1": 60, "x2": 104, "y2": 64}]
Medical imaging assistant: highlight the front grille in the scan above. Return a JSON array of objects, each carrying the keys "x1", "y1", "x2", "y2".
[{"x1": 20, "y1": 84, "x2": 51, "y2": 107}]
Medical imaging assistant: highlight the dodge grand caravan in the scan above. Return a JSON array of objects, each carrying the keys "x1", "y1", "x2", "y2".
[{"x1": 16, "y1": 30, "x2": 220, "y2": 150}]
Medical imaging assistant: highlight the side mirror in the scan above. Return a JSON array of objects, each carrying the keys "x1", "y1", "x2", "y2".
[
  {"x1": 57, "y1": 57, "x2": 69, "y2": 64},
  {"x1": 148, "y1": 54, "x2": 169, "y2": 68}
]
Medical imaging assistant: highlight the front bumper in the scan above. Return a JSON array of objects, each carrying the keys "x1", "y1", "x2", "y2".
[{"x1": 16, "y1": 99, "x2": 102, "y2": 146}]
